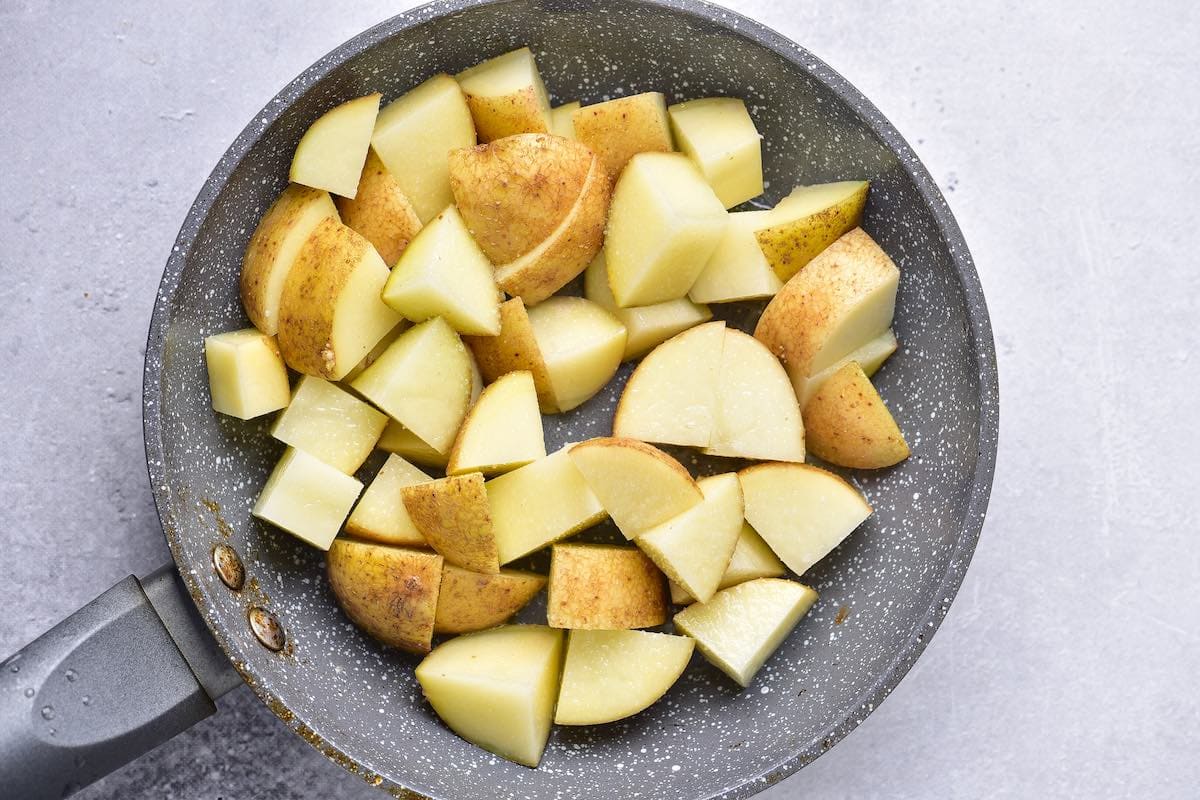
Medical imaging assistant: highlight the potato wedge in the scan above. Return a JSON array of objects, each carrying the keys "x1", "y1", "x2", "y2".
[
  {"x1": 803, "y1": 361, "x2": 909, "y2": 469},
  {"x1": 669, "y1": 523, "x2": 785, "y2": 605},
  {"x1": 377, "y1": 421, "x2": 449, "y2": 469},
  {"x1": 289, "y1": 93, "x2": 380, "y2": 199},
  {"x1": 800, "y1": 328, "x2": 898, "y2": 407},
  {"x1": 434, "y1": 565, "x2": 546, "y2": 634},
  {"x1": 326, "y1": 539, "x2": 442, "y2": 653},
  {"x1": 688, "y1": 209, "x2": 783, "y2": 304},
  {"x1": 548, "y1": 101, "x2": 580, "y2": 138},
  {"x1": 401, "y1": 473, "x2": 499, "y2": 574},
  {"x1": 345, "y1": 455, "x2": 431, "y2": 547},
  {"x1": 573, "y1": 92, "x2": 673, "y2": 176},
  {"x1": 527, "y1": 297, "x2": 626, "y2": 412},
  {"x1": 547, "y1": 543, "x2": 666, "y2": 629},
  {"x1": 271, "y1": 375, "x2": 387, "y2": 474},
  {"x1": 447, "y1": 371, "x2": 546, "y2": 476},
  {"x1": 465, "y1": 297, "x2": 558, "y2": 413},
  {"x1": 335, "y1": 149, "x2": 422, "y2": 265},
  {"x1": 204, "y1": 329, "x2": 291, "y2": 420},
  {"x1": 756, "y1": 181, "x2": 869, "y2": 282},
  {"x1": 555, "y1": 630, "x2": 694, "y2": 725},
  {"x1": 455, "y1": 48, "x2": 552, "y2": 141},
  {"x1": 668, "y1": 97, "x2": 763, "y2": 208},
  {"x1": 252, "y1": 448, "x2": 362, "y2": 550}
]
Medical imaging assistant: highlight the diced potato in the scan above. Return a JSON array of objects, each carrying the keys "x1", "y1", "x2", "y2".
[
  {"x1": 289, "y1": 93, "x2": 381, "y2": 198},
  {"x1": 415, "y1": 625, "x2": 563, "y2": 767},
  {"x1": 548, "y1": 101, "x2": 580, "y2": 138},
  {"x1": 465, "y1": 297, "x2": 558, "y2": 413},
  {"x1": 605, "y1": 152, "x2": 728, "y2": 306},
  {"x1": 487, "y1": 447, "x2": 607, "y2": 565},
  {"x1": 688, "y1": 209, "x2": 783, "y2": 304},
  {"x1": 240, "y1": 185, "x2": 338, "y2": 335},
  {"x1": 555, "y1": 630, "x2": 694, "y2": 725},
  {"x1": 802, "y1": 361, "x2": 909, "y2": 469},
  {"x1": 526, "y1": 297, "x2": 626, "y2": 412},
  {"x1": 584, "y1": 252, "x2": 712, "y2": 360},
  {"x1": 547, "y1": 543, "x2": 666, "y2": 629},
  {"x1": 447, "y1": 371, "x2": 546, "y2": 476},
  {"x1": 402, "y1": 473, "x2": 499, "y2": 574},
  {"x1": 326, "y1": 539, "x2": 442, "y2": 652},
  {"x1": 434, "y1": 565, "x2": 546, "y2": 634},
  {"x1": 340, "y1": 321, "x2": 408, "y2": 384},
  {"x1": 670, "y1": 523, "x2": 785, "y2": 605},
  {"x1": 252, "y1": 448, "x2": 362, "y2": 550},
  {"x1": 270, "y1": 375, "x2": 386, "y2": 474},
  {"x1": 668, "y1": 97, "x2": 763, "y2": 209},
  {"x1": 674, "y1": 578, "x2": 818, "y2": 687},
  {"x1": 455, "y1": 48, "x2": 552, "y2": 141},
  {"x1": 378, "y1": 421, "x2": 449, "y2": 469},
  {"x1": 372, "y1": 74, "x2": 476, "y2": 223},
  {"x1": 382, "y1": 206, "x2": 501, "y2": 336},
  {"x1": 572, "y1": 92, "x2": 673, "y2": 176},
  {"x1": 344, "y1": 455, "x2": 431, "y2": 547},
  {"x1": 335, "y1": 149, "x2": 422, "y2": 265},
  {"x1": 756, "y1": 181, "x2": 869, "y2": 282},
  {"x1": 204, "y1": 329, "x2": 291, "y2": 420},
  {"x1": 800, "y1": 328, "x2": 898, "y2": 407}
]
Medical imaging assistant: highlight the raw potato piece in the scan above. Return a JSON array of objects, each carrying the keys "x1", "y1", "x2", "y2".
[
  {"x1": 605, "y1": 152, "x2": 728, "y2": 306},
  {"x1": 689, "y1": 209, "x2": 783, "y2": 304},
  {"x1": 738, "y1": 463, "x2": 872, "y2": 576},
  {"x1": 335, "y1": 149, "x2": 423, "y2": 265},
  {"x1": 568, "y1": 438, "x2": 702, "y2": 539},
  {"x1": 290, "y1": 93, "x2": 381, "y2": 198},
  {"x1": 636, "y1": 474, "x2": 743, "y2": 605},
  {"x1": 555, "y1": 630, "x2": 694, "y2": 725},
  {"x1": 447, "y1": 371, "x2": 546, "y2": 476},
  {"x1": 584, "y1": 252, "x2": 712, "y2": 360},
  {"x1": 204, "y1": 329, "x2": 291, "y2": 419},
  {"x1": 378, "y1": 421, "x2": 449, "y2": 469},
  {"x1": 668, "y1": 97, "x2": 763, "y2": 208},
  {"x1": 755, "y1": 228, "x2": 900, "y2": 399},
  {"x1": 670, "y1": 523, "x2": 785, "y2": 605},
  {"x1": 705, "y1": 328, "x2": 805, "y2": 463},
  {"x1": 271, "y1": 376, "x2": 387, "y2": 474},
  {"x1": 456, "y1": 48, "x2": 552, "y2": 141},
  {"x1": 613, "y1": 321, "x2": 724, "y2": 447},
  {"x1": 756, "y1": 181, "x2": 869, "y2": 282},
  {"x1": 573, "y1": 92, "x2": 673, "y2": 176},
  {"x1": 351, "y1": 317, "x2": 473, "y2": 452},
  {"x1": 465, "y1": 297, "x2": 558, "y2": 413},
  {"x1": 402, "y1": 473, "x2": 499, "y2": 574},
  {"x1": 382, "y1": 206, "x2": 501, "y2": 336},
  {"x1": 434, "y1": 565, "x2": 546, "y2": 634},
  {"x1": 326, "y1": 539, "x2": 442, "y2": 653},
  {"x1": 252, "y1": 448, "x2": 362, "y2": 550},
  {"x1": 341, "y1": 322, "x2": 409, "y2": 384},
  {"x1": 415, "y1": 625, "x2": 563, "y2": 767},
  {"x1": 803, "y1": 361, "x2": 910, "y2": 469},
  {"x1": 800, "y1": 328, "x2": 898, "y2": 406},
  {"x1": 527, "y1": 297, "x2": 626, "y2": 412},
  {"x1": 548, "y1": 101, "x2": 579, "y2": 138},
  {"x1": 345, "y1": 455, "x2": 431, "y2": 547},
  {"x1": 372, "y1": 74, "x2": 476, "y2": 223},
  {"x1": 674, "y1": 578, "x2": 818, "y2": 687},
  {"x1": 240, "y1": 185, "x2": 338, "y2": 335},
  {"x1": 487, "y1": 448, "x2": 608, "y2": 565},
  {"x1": 276, "y1": 218, "x2": 403, "y2": 380},
  {"x1": 547, "y1": 543, "x2": 666, "y2": 630}
]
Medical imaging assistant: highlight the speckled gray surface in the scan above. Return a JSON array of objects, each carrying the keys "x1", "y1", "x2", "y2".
[{"x1": 2, "y1": 1, "x2": 1198, "y2": 799}]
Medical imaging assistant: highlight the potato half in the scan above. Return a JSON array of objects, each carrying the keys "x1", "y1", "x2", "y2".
[{"x1": 326, "y1": 539, "x2": 442, "y2": 653}]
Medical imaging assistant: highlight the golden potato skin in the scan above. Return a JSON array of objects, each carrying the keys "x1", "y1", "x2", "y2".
[
  {"x1": 402, "y1": 473, "x2": 500, "y2": 574},
  {"x1": 572, "y1": 93, "x2": 673, "y2": 176},
  {"x1": 464, "y1": 297, "x2": 559, "y2": 413},
  {"x1": 335, "y1": 149, "x2": 423, "y2": 265},
  {"x1": 326, "y1": 539, "x2": 442, "y2": 653},
  {"x1": 434, "y1": 565, "x2": 546, "y2": 634},
  {"x1": 465, "y1": 87, "x2": 551, "y2": 143},
  {"x1": 547, "y1": 543, "x2": 667, "y2": 630},
  {"x1": 756, "y1": 182, "x2": 868, "y2": 282},
  {"x1": 802, "y1": 361, "x2": 910, "y2": 469}
]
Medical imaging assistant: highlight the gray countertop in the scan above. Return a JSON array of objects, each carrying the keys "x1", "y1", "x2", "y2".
[{"x1": 2, "y1": 1, "x2": 1197, "y2": 797}]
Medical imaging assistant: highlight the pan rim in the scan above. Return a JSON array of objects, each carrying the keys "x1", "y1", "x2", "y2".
[{"x1": 142, "y1": 1, "x2": 999, "y2": 797}]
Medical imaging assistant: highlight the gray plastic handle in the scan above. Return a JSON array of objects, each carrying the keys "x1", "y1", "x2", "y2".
[{"x1": 0, "y1": 565, "x2": 240, "y2": 799}]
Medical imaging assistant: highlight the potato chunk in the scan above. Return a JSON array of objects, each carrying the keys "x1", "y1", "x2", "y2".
[
  {"x1": 289, "y1": 93, "x2": 380, "y2": 199},
  {"x1": 271, "y1": 375, "x2": 386, "y2": 474},
  {"x1": 573, "y1": 92, "x2": 673, "y2": 175},
  {"x1": 335, "y1": 149, "x2": 422, "y2": 266},
  {"x1": 668, "y1": 97, "x2": 763, "y2": 208},
  {"x1": 326, "y1": 539, "x2": 442, "y2": 653},
  {"x1": 204, "y1": 329, "x2": 291, "y2": 420},
  {"x1": 802, "y1": 361, "x2": 910, "y2": 469},
  {"x1": 447, "y1": 371, "x2": 546, "y2": 476},
  {"x1": 555, "y1": 630, "x2": 693, "y2": 725},
  {"x1": 252, "y1": 448, "x2": 362, "y2": 550},
  {"x1": 345, "y1": 455, "x2": 431, "y2": 547},
  {"x1": 402, "y1": 473, "x2": 499, "y2": 574},
  {"x1": 526, "y1": 297, "x2": 626, "y2": 413},
  {"x1": 455, "y1": 48, "x2": 552, "y2": 141},
  {"x1": 547, "y1": 543, "x2": 666, "y2": 630},
  {"x1": 434, "y1": 565, "x2": 546, "y2": 634}
]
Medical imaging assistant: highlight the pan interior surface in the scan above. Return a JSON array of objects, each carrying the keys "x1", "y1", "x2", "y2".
[{"x1": 144, "y1": 2, "x2": 997, "y2": 798}]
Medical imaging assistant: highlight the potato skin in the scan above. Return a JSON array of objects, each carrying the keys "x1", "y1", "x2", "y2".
[
  {"x1": 756, "y1": 182, "x2": 868, "y2": 282},
  {"x1": 464, "y1": 297, "x2": 559, "y2": 413},
  {"x1": 402, "y1": 473, "x2": 500, "y2": 574},
  {"x1": 572, "y1": 93, "x2": 673, "y2": 176},
  {"x1": 434, "y1": 565, "x2": 546, "y2": 634},
  {"x1": 326, "y1": 539, "x2": 442, "y2": 653},
  {"x1": 335, "y1": 149, "x2": 422, "y2": 265},
  {"x1": 465, "y1": 87, "x2": 551, "y2": 143},
  {"x1": 547, "y1": 543, "x2": 667, "y2": 630},
  {"x1": 802, "y1": 361, "x2": 909, "y2": 469}
]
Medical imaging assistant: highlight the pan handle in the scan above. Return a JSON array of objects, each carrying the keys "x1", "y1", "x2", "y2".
[{"x1": 0, "y1": 564, "x2": 240, "y2": 799}]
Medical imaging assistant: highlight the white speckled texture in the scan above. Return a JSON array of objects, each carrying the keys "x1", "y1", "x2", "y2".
[{"x1": 1, "y1": 1, "x2": 1196, "y2": 799}]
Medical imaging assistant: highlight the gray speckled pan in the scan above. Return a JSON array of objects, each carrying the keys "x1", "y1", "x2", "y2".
[{"x1": 6, "y1": 1, "x2": 999, "y2": 798}]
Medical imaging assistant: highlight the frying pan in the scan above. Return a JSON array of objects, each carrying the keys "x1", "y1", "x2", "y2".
[{"x1": 0, "y1": 1, "x2": 999, "y2": 798}]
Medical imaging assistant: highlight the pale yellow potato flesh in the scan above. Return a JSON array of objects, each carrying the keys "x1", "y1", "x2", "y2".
[
  {"x1": 800, "y1": 328, "x2": 898, "y2": 407},
  {"x1": 527, "y1": 297, "x2": 626, "y2": 412},
  {"x1": 434, "y1": 565, "x2": 546, "y2": 634},
  {"x1": 252, "y1": 448, "x2": 362, "y2": 550},
  {"x1": 377, "y1": 421, "x2": 449, "y2": 469},
  {"x1": 738, "y1": 462, "x2": 872, "y2": 576},
  {"x1": 335, "y1": 149, "x2": 422, "y2": 266},
  {"x1": 613, "y1": 320, "x2": 725, "y2": 448},
  {"x1": 276, "y1": 218, "x2": 403, "y2": 380},
  {"x1": 605, "y1": 152, "x2": 728, "y2": 306},
  {"x1": 756, "y1": 181, "x2": 869, "y2": 282},
  {"x1": 572, "y1": 92, "x2": 673, "y2": 176},
  {"x1": 803, "y1": 361, "x2": 910, "y2": 469},
  {"x1": 465, "y1": 297, "x2": 559, "y2": 413},
  {"x1": 204, "y1": 329, "x2": 291, "y2": 420},
  {"x1": 344, "y1": 454, "x2": 431, "y2": 547},
  {"x1": 689, "y1": 209, "x2": 783, "y2": 304},
  {"x1": 668, "y1": 97, "x2": 763, "y2": 208},
  {"x1": 487, "y1": 447, "x2": 608, "y2": 565},
  {"x1": 289, "y1": 93, "x2": 381, "y2": 199},
  {"x1": 382, "y1": 205, "x2": 501, "y2": 336},
  {"x1": 636, "y1": 473, "x2": 743, "y2": 605},
  {"x1": 548, "y1": 101, "x2": 580, "y2": 138},
  {"x1": 326, "y1": 539, "x2": 442, "y2": 653},
  {"x1": 547, "y1": 543, "x2": 667, "y2": 630},
  {"x1": 239, "y1": 184, "x2": 338, "y2": 335},
  {"x1": 555, "y1": 630, "x2": 694, "y2": 725},
  {"x1": 402, "y1": 473, "x2": 499, "y2": 574},
  {"x1": 455, "y1": 48, "x2": 552, "y2": 141},
  {"x1": 584, "y1": 251, "x2": 712, "y2": 360},
  {"x1": 270, "y1": 376, "x2": 386, "y2": 474},
  {"x1": 351, "y1": 317, "x2": 473, "y2": 452},
  {"x1": 372, "y1": 74, "x2": 476, "y2": 223},
  {"x1": 670, "y1": 522, "x2": 785, "y2": 605},
  {"x1": 674, "y1": 578, "x2": 818, "y2": 687},
  {"x1": 568, "y1": 437, "x2": 702, "y2": 539},
  {"x1": 340, "y1": 321, "x2": 408, "y2": 384},
  {"x1": 704, "y1": 328, "x2": 805, "y2": 463},
  {"x1": 415, "y1": 625, "x2": 563, "y2": 767},
  {"x1": 447, "y1": 371, "x2": 546, "y2": 476}
]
